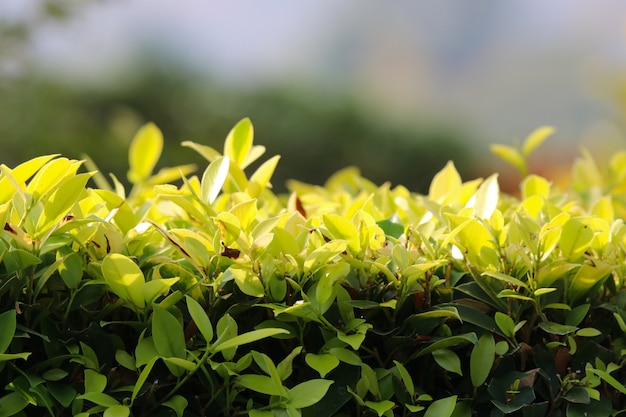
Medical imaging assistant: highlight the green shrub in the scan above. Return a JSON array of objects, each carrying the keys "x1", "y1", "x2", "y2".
[{"x1": 1, "y1": 118, "x2": 626, "y2": 417}]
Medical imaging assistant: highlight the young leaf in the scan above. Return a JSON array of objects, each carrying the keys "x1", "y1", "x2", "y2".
[
  {"x1": 247, "y1": 155, "x2": 280, "y2": 197},
  {"x1": 429, "y1": 161, "x2": 462, "y2": 203},
  {"x1": 490, "y1": 144, "x2": 525, "y2": 174},
  {"x1": 470, "y1": 333, "x2": 495, "y2": 387},
  {"x1": 559, "y1": 218, "x2": 594, "y2": 261},
  {"x1": 471, "y1": 173, "x2": 499, "y2": 220},
  {"x1": 36, "y1": 172, "x2": 93, "y2": 235},
  {"x1": 213, "y1": 328, "x2": 289, "y2": 353},
  {"x1": 128, "y1": 122, "x2": 163, "y2": 184},
  {"x1": 101, "y1": 254, "x2": 146, "y2": 309},
  {"x1": 522, "y1": 126, "x2": 554, "y2": 157},
  {"x1": 224, "y1": 118, "x2": 254, "y2": 168},
  {"x1": 201, "y1": 156, "x2": 230, "y2": 204}
]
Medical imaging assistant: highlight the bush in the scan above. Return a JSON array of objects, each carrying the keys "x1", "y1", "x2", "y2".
[{"x1": 1, "y1": 119, "x2": 626, "y2": 417}]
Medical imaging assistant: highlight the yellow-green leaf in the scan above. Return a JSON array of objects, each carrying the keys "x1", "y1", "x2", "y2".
[
  {"x1": 128, "y1": 122, "x2": 163, "y2": 184},
  {"x1": 224, "y1": 118, "x2": 253, "y2": 168},
  {"x1": 471, "y1": 173, "x2": 499, "y2": 220},
  {"x1": 247, "y1": 155, "x2": 280, "y2": 197},
  {"x1": 429, "y1": 161, "x2": 461, "y2": 203},
  {"x1": 201, "y1": 156, "x2": 230, "y2": 204},
  {"x1": 36, "y1": 172, "x2": 93, "y2": 235},
  {"x1": 522, "y1": 126, "x2": 554, "y2": 157},
  {"x1": 490, "y1": 144, "x2": 525, "y2": 174},
  {"x1": 102, "y1": 254, "x2": 146, "y2": 309},
  {"x1": 560, "y1": 218, "x2": 594, "y2": 261}
]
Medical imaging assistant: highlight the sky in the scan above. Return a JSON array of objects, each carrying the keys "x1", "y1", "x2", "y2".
[{"x1": 4, "y1": 1, "x2": 626, "y2": 149}]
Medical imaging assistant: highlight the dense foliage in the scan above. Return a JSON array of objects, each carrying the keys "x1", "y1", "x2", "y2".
[{"x1": 1, "y1": 119, "x2": 626, "y2": 417}]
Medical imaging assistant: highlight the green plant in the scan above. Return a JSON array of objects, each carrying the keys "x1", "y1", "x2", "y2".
[{"x1": 1, "y1": 119, "x2": 626, "y2": 416}]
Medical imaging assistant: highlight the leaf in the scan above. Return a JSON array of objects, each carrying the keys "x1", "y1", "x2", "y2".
[
  {"x1": 201, "y1": 156, "x2": 230, "y2": 204},
  {"x1": 470, "y1": 333, "x2": 495, "y2": 387},
  {"x1": 538, "y1": 322, "x2": 578, "y2": 336},
  {"x1": 306, "y1": 353, "x2": 340, "y2": 378},
  {"x1": 566, "y1": 304, "x2": 590, "y2": 327},
  {"x1": 128, "y1": 122, "x2": 163, "y2": 184},
  {"x1": 560, "y1": 218, "x2": 594, "y2": 261},
  {"x1": 415, "y1": 333, "x2": 478, "y2": 358},
  {"x1": 494, "y1": 312, "x2": 516, "y2": 339},
  {"x1": 288, "y1": 379, "x2": 334, "y2": 409},
  {"x1": 226, "y1": 267, "x2": 264, "y2": 298},
  {"x1": 236, "y1": 374, "x2": 285, "y2": 396},
  {"x1": 0, "y1": 310, "x2": 16, "y2": 355},
  {"x1": 432, "y1": 349, "x2": 463, "y2": 376},
  {"x1": 323, "y1": 213, "x2": 360, "y2": 254},
  {"x1": 103, "y1": 405, "x2": 130, "y2": 417},
  {"x1": 181, "y1": 141, "x2": 222, "y2": 162},
  {"x1": 0, "y1": 392, "x2": 29, "y2": 417},
  {"x1": 471, "y1": 174, "x2": 499, "y2": 220},
  {"x1": 576, "y1": 328, "x2": 602, "y2": 337},
  {"x1": 522, "y1": 175, "x2": 551, "y2": 200},
  {"x1": 185, "y1": 295, "x2": 213, "y2": 343},
  {"x1": 522, "y1": 126, "x2": 554, "y2": 157},
  {"x1": 36, "y1": 172, "x2": 93, "y2": 234},
  {"x1": 568, "y1": 261, "x2": 613, "y2": 303},
  {"x1": 152, "y1": 305, "x2": 186, "y2": 361},
  {"x1": 101, "y1": 254, "x2": 145, "y2": 309},
  {"x1": 131, "y1": 357, "x2": 157, "y2": 404},
  {"x1": 364, "y1": 400, "x2": 395, "y2": 417},
  {"x1": 163, "y1": 395, "x2": 188, "y2": 417},
  {"x1": 303, "y1": 240, "x2": 348, "y2": 274},
  {"x1": 429, "y1": 161, "x2": 462, "y2": 203},
  {"x1": 490, "y1": 144, "x2": 525, "y2": 174},
  {"x1": 248, "y1": 155, "x2": 280, "y2": 197},
  {"x1": 224, "y1": 118, "x2": 254, "y2": 168},
  {"x1": 84, "y1": 369, "x2": 107, "y2": 393},
  {"x1": 481, "y1": 271, "x2": 528, "y2": 290},
  {"x1": 58, "y1": 252, "x2": 83, "y2": 290},
  {"x1": 424, "y1": 395, "x2": 458, "y2": 417},
  {"x1": 277, "y1": 346, "x2": 303, "y2": 381},
  {"x1": 142, "y1": 278, "x2": 179, "y2": 305},
  {"x1": 213, "y1": 328, "x2": 288, "y2": 353}
]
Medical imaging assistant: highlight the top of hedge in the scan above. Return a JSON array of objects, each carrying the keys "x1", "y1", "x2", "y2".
[{"x1": 1, "y1": 118, "x2": 626, "y2": 417}]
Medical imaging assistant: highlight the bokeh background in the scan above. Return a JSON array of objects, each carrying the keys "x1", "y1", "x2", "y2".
[{"x1": 2, "y1": 1, "x2": 626, "y2": 194}]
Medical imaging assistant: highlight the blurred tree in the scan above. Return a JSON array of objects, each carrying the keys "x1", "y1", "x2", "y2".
[{"x1": 1, "y1": 63, "x2": 476, "y2": 194}]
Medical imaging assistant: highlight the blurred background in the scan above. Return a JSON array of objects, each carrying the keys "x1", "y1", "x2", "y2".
[{"x1": 2, "y1": 1, "x2": 626, "y2": 194}]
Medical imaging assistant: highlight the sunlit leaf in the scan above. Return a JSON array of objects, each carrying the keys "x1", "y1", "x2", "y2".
[
  {"x1": 522, "y1": 126, "x2": 554, "y2": 157},
  {"x1": 224, "y1": 118, "x2": 254, "y2": 168},
  {"x1": 101, "y1": 253, "x2": 145, "y2": 309},
  {"x1": 471, "y1": 173, "x2": 499, "y2": 220},
  {"x1": 429, "y1": 161, "x2": 462, "y2": 203},
  {"x1": 128, "y1": 122, "x2": 163, "y2": 184},
  {"x1": 201, "y1": 156, "x2": 230, "y2": 205},
  {"x1": 490, "y1": 144, "x2": 525, "y2": 174}
]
